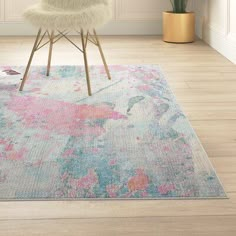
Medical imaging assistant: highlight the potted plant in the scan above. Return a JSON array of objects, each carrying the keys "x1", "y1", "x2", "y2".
[{"x1": 163, "y1": 0, "x2": 195, "y2": 43}]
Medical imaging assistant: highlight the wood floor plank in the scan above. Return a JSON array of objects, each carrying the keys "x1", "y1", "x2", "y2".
[
  {"x1": 180, "y1": 103, "x2": 236, "y2": 121},
  {"x1": 187, "y1": 81, "x2": 236, "y2": 90},
  {"x1": 0, "y1": 216, "x2": 236, "y2": 236},
  {"x1": 174, "y1": 90, "x2": 236, "y2": 103},
  {"x1": 0, "y1": 193, "x2": 235, "y2": 220},
  {"x1": 204, "y1": 143, "x2": 236, "y2": 157},
  {"x1": 190, "y1": 120, "x2": 236, "y2": 144},
  {"x1": 210, "y1": 158, "x2": 236, "y2": 172}
]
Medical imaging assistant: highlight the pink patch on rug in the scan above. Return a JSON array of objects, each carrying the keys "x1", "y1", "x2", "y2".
[
  {"x1": 32, "y1": 159, "x2": 43, "y2": 167},
  {"x1": 139, "y1": 72, "x2": 157, "y2": 81},
  {"x1": 29, "y1": 88, "x2": 41, "y2": 93},
  {"x1": 0, "y1": 139, "x2": 27, "y2": 160},
  {"x1": 6, "y1": 147, "x2": 27, "y2": 160},
  {"x1": 5, "y1": 144, "x2": 14, "y2": 152},
  {"x1": 91, "y1": 148, "x2": 99, "y2": 154},
  {"x1": 137, "y1": 85, "x2": 152, "y2": 91},
  {"x1": 68, "y1": 189, "x2": 77, "y2": 198},
  {"x1": 141, "y1": 191, "x2": 149, "y2": 197},
  {"x1": 62, "y1": 149, "x2": 76, "y2": 158},
  {"x1": 158, "y1": 184, "x2": 176, "y2": 195},
  {"x1": 69, "y1": 169, "x2": 98, "y2": 190},
  {"x1": 181, "y1": 190, "x2": 195, "y2": 197},
  {"x1": 7, "y1": 96, "x2": 127, "y2": 137},
  {"x1": 163, "y1": 146, "x2": 170, "y2": 152},
  {"x1": 109, "y1": 159, "x2": 117, "y2": 166},
  {"x1": 0, "y1": 139, "x2": 7, "y2": 145},
  {"x1": 74, "y1": 88, "x2": 81, "y2": 92},
  {"x1": 106, "y1": 184, "x2": 119, "y2": 198}
]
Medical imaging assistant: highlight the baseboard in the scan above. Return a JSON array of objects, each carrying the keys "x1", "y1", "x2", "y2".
[
  {"x1": 203, "y1": 23, "x2": 236, "y2": 64},
  {"x1": 0, "y1": 20, "x2": 162, "y2": 36},
  {"x1": 195, "y1": 16, "x2": 203, "y2": 39}
]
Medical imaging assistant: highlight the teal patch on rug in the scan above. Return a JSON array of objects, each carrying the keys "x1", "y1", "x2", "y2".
[{"x1": 0, "y1": 65, "x2": 226, "y2": 200}]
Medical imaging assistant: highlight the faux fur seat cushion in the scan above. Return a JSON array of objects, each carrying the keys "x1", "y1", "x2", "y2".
[{"x1": 24, "y1": 0, "x2": 112, "y2": 30}]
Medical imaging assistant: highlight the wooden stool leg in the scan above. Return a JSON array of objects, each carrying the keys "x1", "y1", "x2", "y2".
[
  {"x1": 19, "y1": 28, "x2": 42, "y2": 91},
  {"x1": 93, "y1": 29, "x2": 111, "y2": 80},
  {"x1": 81, "y1": 29, "x2": 92, "y2": 96},
  {"x1": 47, "y1": 30, "x2": 54, "y2": 76}
]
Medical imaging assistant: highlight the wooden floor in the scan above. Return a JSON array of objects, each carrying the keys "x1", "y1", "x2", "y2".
[{"x1": 0, "y1": 36, "x2": 236, "y2": 235}]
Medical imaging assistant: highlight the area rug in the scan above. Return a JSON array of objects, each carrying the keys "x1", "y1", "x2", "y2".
[{"x1": 0, "y1": 65, "x2": 226, "y2": 200}]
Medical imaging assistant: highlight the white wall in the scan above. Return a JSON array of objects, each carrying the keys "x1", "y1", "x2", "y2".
[
  {"x1": 0, "y1": 0, "x2": 194, "y2": 35},
  {"x1": 195, "y1": 0, "x2": 236, "y2": 64},
  {"x1": 0, "y1": 0, "x2": 4, "y2": 22}
]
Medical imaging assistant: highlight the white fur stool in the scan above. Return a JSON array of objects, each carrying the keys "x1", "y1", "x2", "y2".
[{"x1": 20, "y1": 0, "x2": 113, "y2": 96}]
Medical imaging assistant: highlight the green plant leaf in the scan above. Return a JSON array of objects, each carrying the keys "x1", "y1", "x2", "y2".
[{"x1": 170, "y1": 0, "x2": 188, "y2": 13}]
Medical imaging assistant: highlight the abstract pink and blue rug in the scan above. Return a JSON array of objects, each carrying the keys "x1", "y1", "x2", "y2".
[{"x1": 0, "y1": 65, "x2": 226, "y2": 200}]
